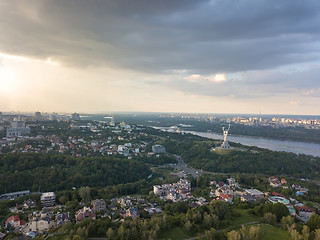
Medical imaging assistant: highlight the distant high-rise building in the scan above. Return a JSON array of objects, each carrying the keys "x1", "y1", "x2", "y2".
[
  {"x1": 71, "y1": 113, "x2": 81, "y2": 121},
  {"x1": 110, "y1": 115, "x2": 115, "y2": 126},
  {"x1": 35, "y1": 111, "x2": 41, "y2": 121},
  {"x1": 49, "y1": 113, "x2": 57, "y2": 121}
]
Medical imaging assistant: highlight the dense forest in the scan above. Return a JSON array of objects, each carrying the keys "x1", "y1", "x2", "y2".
[
  {"x1": 163, "y1": 139, "x2": 320, "y2": 177},
  {"x1": 0, "y1": 153, "x2": 151, "y2": 194}
]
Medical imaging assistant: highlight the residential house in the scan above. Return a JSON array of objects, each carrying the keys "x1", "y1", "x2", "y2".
[
  {"x1": 295, "y1": 205, "x2": 315, "y2": 222},
  {"x1": 5, "y1": 215, "x2": 26, "y2": 229},
  {"x1": 269, "y1": 177, "x2": 281, "y2": 188},
  {"x1": 227, "y1": 178, "x2": 239, "y2": 187},
  {"x1": 241, "y1": 194, "x2": 257, "y2": 202},
  {"x1": 215, "y1": 186, "x2": 233, "y2": 197},
  {"x1": 217, "y1": 194, "x2": 233, "y2": 203},
  {"x1": 23, "y1": 199, "x2": 37, "y2": 210},
  {"x1": 91, "y1": 199, "x2": 106, "y2": 212},
  {"x1": 125, "y1": 207, "x2": 140, "y2": 218},
  {"x1": 56, "y1": 212, "x2": 72, "y2": 226},
  {"x1": 75, "y1": 207, "x2": 96, "y2": 222}
]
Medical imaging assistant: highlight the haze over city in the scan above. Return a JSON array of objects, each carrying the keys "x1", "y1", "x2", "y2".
[{"x1": 1, "y1": 0, "x2": 320, "y2": 115}]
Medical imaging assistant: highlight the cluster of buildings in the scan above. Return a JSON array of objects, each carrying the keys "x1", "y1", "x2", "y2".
[
  {"x1": 153, "y1": 179, "x2": 192, "y2": 202},
  {"x1": 153, "y1": 179, "x2": 210, "y2": 206},
  {"x1": 209, "y1": 176, "x2": 315, "y2": 223},
  {"x1": 3, "y1": 192, "x2": 71, "y2": 238},
  {"x1": 219, "y1": 116, "x2": 320, "y2": 129},
  {"x1": 210, "y1": 178, "x2": 264, "y2": 203},
  {"x1": 0, "y1": 118, "x2": 167, "y2": 159},
  {"x1": 268, "y1": 176, "x2": 309, "y2": 196},
  {"x1": 5, "y1": 210, "x2": 71, "y2": 238},
  {"x1": 2, "y1": 192, "x2": 166, "y2": 238},
  {"x1": 159, "y1": 113, "x2": 320, "y2": 129}
]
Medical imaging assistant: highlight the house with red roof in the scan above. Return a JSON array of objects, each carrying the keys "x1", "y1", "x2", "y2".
[
  {"x1": 75, "y1": 207, "x2": 96, "y2": 222},
  {"x1": 272, "y1": 192, "x2": 285, "y2": 198},
  {"x1": 5, "y1": 215, "x2": 26, "y2": 228},
  {"x1": 216, "y1": 194, "x2": 233, "y2": 203},
  {"x1": 295, "y1": 205, "x2": 315, "y2": 222}
]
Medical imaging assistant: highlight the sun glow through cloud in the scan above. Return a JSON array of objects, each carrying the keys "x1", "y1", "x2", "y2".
[{"x1": 0, "y1": 66, "x2": 16, "y2": 94}]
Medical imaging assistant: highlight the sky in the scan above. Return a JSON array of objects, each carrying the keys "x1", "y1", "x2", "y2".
[{"x1": 0, "y1": 0, "x2": 320, "y2": 115}]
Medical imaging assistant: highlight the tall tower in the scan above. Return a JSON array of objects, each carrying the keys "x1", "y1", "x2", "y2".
[{"x1": 221, "y1": 124, "x2": 231, "y2": 149}]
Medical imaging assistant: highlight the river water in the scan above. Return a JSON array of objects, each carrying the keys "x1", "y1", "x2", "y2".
[
  {"x1": 186, "y1": 131, "x2": 320, "y2": 157},
  {"x1": 150, "y1": 126, "x2": 320, "y2": 157}
]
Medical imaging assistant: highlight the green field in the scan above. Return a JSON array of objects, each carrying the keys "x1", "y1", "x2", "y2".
[
  {"x1": 259, "y1": 224, "x2": 291, "y2": 240},
  {"x1": 229, "y1": 208, "x2": 261, "y2": 225},
  {"x1": 213, "y1": 148, "x2": 233, "y2": 155}
]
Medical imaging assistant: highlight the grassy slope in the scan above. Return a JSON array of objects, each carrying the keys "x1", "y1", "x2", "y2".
[
  {"x1": 259, "y1": 224, "x2": 291, "y2": 240},
  {"x1": 158, "y1": 227, "x2": 195, "y2": 240},
  {"x1": 229, "y1": 208, "x2": 261, "y2": 225}
]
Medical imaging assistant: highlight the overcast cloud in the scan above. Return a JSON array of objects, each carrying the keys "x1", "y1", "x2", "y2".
[{"x1": 0, "y1": 0, "x2": 320, "y2": 114}]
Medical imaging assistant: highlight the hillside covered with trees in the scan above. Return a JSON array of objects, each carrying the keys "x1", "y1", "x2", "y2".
[
  {"x1": 163, "y1": 139, "x2": 320, "y2": 177},
  {"x1": 0, "y1": 153, "x2": 151, "y2": 194}
]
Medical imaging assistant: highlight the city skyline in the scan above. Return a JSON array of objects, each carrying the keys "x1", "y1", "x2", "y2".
[{"x1": 1, "y1": 1, "x2": 320, "y2": 115}]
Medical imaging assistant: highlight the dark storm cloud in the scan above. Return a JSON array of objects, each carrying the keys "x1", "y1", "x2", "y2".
[{"x1": 1, "y1": 0, "x2": 320, "y2": 74}]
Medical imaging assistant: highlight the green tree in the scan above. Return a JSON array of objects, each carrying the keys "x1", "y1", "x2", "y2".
[
  {"x1": 59, "y1": 195, "x2": 69, "y2": 205},
  {"x1": 209, "y1": 200, "x2": 229, "y2": 219},
  {"x1": 289, "y1": 228, "x2": 302, "y2": 240},
  {"x1": 79, "y1": 187, "x2": 91, "y2": 202},
  {"x1": 205, "y1": 228, "x2": 216, "y2": 240},
  {"x1": 301, "y1": 225, "x2": 310, "y2": 240},
  {"x1": 248, "y1": 226, "x2": 261, "y2": 240},
  {"x1": 227, "y1": 230, "x2": 241, "y2": 240},
  {"x1": 307, "y1": 214, "x2": 320, "y2": 230},
  {"x1": 281, "y1": 216, "x2": 295, "y2": 230},
  {"x1": 240, "y1": 225, "x2": 249, "y2": 240},
  {"x1": 106, "y1": 228, "x2": 114, "y2": 239},
  {"x1": 263, "y1": 213, "x2": 277, "y2": 225},
  {"x1": 314, "y1": 229, "x2": 320, "y2": 240},
  {"x1": 184, "y1": 220, "x2": 193, "y2": 233}
]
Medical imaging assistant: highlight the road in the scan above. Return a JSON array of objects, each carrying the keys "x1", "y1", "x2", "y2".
[{"x1": 174, "y1": 155, "x2": 198, "y2": 178}]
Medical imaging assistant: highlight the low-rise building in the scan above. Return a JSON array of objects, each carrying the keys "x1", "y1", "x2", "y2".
[
  {"x1": 56, "y1": 212, "x2": 72, "y2": 226},
  {"x1": 91, "y1": 199, "x2": 106, "y2": 212},
  {"x1": 28, "y1": 218, "x2": 54, "y2": 232},
  {"x1": 153, "y1": 179, "x2": 192, "y2": 202},
  {"x1": 295, "y1": 205, "x2": 315, "y2": 222},
  {"x1": 245, "y1": 189, "x2": 264, "y2": 199},
  {"x1": 215, "y1": 186, "x2": 234, "y2": 197},
  {"x1": 227, "y1": 178, "x2": 239, "y2": 187},
  {"x1": 5, "y1": 215, "x2": 26, "y2": 229},
  {"x1": 23, "y1": 199, "x2": 37, "y2": 210},
  {"x1": 75, "y1": 207, "x2": 96, "y2": 222},
  {"x1": 121, "y1": 207, "x2": 140, "y2": 218},
  {"x1": 217, "y1": 194, "x2": 233, "y2": 203},
  {"x1": 41, "y1": 192, "x2": 55, "y2": 207}
]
